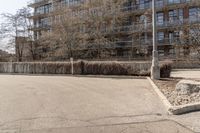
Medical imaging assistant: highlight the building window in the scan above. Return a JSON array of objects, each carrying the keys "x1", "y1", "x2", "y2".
[
  {"x1": 168, "y1": 0, "x2": 181, "y2": 4},
  {"x1": 168, "y1": 9, "x2": 183, "y2": 24},
  {"x1": 189, "y1": 7, "x2": 200, "y2": 23},
  {"x1": 138, "y1": 0, "x2": 151, "y2": 10},
  {"x1": 178, "y1": 9, "x2": 184, "y2": 22},
  {"x1": 35, "y1": 4, "x2": 52, "y2": 14},
  {"x1": 157, "y1": 32, "x2": 164, "y2": 42},
  {"x1": 169, "y1": 10, "x2": 177, "y2": 23},
  {"x1": 157, "y1": 12, "x2": 164, "y2": 26},
  {"x1": 156, "y1": 0, "x2": 164, "y2": 7}
]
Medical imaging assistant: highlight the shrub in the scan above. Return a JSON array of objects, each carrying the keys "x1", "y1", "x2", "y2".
[
  {"x1": 122, "y1": 62, "x2": 151, "y2": 76},
  {"x1": 160, "y1": 61, "x2": 173, "y2": 78},
  {"x1": 83, "y1": 61, "x2": 128, "y2": 75},
  {"x1": 0, "y1": 61, "x2": 162, "y2": 77},
  {"x1": 73, "y1": 61, "x2": 83, "y2": 74}
]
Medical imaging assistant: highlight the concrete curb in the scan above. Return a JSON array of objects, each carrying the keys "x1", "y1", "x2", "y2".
[
  {"x1": 0, "y1": 73, "x2": 146, "y2": 79},
  {"x1": 147, "y1": 77, "x2": 200, "y2": 115},
  {"x1": 169, "y1": 103, "x2": 200, "y2": 115},
  {"x1": 147, "y1": 77, "x2": 172, "y2": 114}
]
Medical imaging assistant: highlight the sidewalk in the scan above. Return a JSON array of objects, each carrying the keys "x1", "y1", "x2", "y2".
[{"x1": 171, "y1": 69, "x2": 200, "y2": 80}]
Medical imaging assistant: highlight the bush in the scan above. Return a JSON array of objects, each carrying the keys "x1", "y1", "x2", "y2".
[
  {"x1": 82, "y1": 61, "x2": 151, "y2": 76},
  {"x1": 122, "y1": 62, "x2": 151, "y2": 76},
  {"x1": 0, "y1": 61, "x2": 167, "y2": 77},
  {"x1": 160, "y1": 61, "x2": 173, "y2": 78},
  {"x1": 83, "y1": 61, "x2": 128, "y2": 75}
]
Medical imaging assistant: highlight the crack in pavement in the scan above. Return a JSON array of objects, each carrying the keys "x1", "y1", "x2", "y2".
[
  {"x1": 84, "y1": 113, "x2": 163, "y2": 122},
  {"x1": 0, "y1": 119, "x2": 194, "y2": 133},
  {"x1": 117, "y1": 119, "x2": 194, "y2": 133},
  {"x1": 0, "y1": 113, "x2": 162, "y2": 127},
  {"x1": 0, "y1": 113, "x2": 196, "y2": 133}
]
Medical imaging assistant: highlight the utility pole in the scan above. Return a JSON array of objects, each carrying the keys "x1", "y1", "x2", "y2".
[{"x1": 151, "y1": 0, "x2": 160, "y2": 79}]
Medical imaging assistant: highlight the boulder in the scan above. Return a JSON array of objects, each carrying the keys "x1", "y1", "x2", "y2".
[{"x1": 175, "y1": 80, "x2": 200, "y2": 95}]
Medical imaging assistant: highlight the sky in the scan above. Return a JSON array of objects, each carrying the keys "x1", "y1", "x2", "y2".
[
  {"x1": 0, "y1": 0, "x2": 28, "y2": 52},
  {"x1": 0, "y1": 0, "x2": 28, "y2": 14}
]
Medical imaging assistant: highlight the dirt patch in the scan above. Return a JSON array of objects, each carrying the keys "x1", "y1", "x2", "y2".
[
  {"x1": 153, "y1": 78, "x2": 181, "y2": 98},
  {"x1": 153, "y1": 78, "x2": 200, "y2": 106}
]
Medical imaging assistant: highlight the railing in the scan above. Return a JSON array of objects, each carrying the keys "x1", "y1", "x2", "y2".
[
  {"x1": 80, "y1": 37, "x2": 183, "y2": 49},
  {"x1": 27, "y1": 0, "x2": 48, "y2": 6},
  {"x1": 28, "y1": 0, "x2": 199, "y2": 18},
  {"x1": 28, "y1": 10, "x2": 52, "y2": 17},
  {"x1": 131, "y1": 38, "x2": 179, "y2": 46},
  {"x1": 157, "y1": 17, "x2": 200, "y2": 28},
  {"x1": 121, "y1": 0, "x2": 193, "y2": 13},
  {"x1": 96, "y1": 17, "x2": 200, "y2": 34},
  {"x1": 28, "y1": 24, "x2": 51, "y2": 30},
  {"x1": 31, "y1": 16, "x2": 200, "y2": 33}
]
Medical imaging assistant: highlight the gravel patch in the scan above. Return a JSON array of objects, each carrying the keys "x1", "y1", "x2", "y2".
[{"x1": 154, "y1": 78, "x2": 200, "y2": 106}]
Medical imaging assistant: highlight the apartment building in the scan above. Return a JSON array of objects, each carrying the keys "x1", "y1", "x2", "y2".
[
  {"x1": 28, "y1": 0, "x2": 200, "y2": 59},
  {"x1": 28, "y1": 0, "x2": 83, "y2": 40}
]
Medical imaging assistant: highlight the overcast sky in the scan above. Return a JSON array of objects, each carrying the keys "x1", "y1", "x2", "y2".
[
  {"x1": 0, "y1": 0, "x2": 28, "y2": 14},
  {"x1": 0, "y1": 0, "x2": 28, "y2": 52}
]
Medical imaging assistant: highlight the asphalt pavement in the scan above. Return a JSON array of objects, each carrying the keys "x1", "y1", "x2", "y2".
[{"x1": 0, "y1": 75, "x2": 197, "y2": 133}]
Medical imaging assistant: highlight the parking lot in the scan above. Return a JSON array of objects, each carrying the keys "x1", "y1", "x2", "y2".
[{"x1": 0, "y1": 75, "x2": 196, "y2": 133}]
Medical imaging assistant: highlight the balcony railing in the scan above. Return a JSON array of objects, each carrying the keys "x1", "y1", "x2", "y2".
[
  {"x1": 28, "y1": 0, "x2": 49, "y2": 6},
  {"x1": 95, "y1": 17, "x2": 199, "y2": 35},
  {"x1": 28, "y1": 9, "x2": 53, "y2": 18},
  {"x1": 30, "y1": 16, "x2": 200, "y2": 34},
  {"x1": 37, "y1": 0, "x2": 196, "y2": 17},
  {"x1": 80, "y1": 37, "x2": 183, "y2": 49},
  {"x1": 28, "y1": 23, "x2": 51, "y2": 30},
  {"x1": 157, "y1": 17, "x2": 200, "y2": 28},
  {"x1": 121, "y1": 0, "x2": 196, "y2": 13}
]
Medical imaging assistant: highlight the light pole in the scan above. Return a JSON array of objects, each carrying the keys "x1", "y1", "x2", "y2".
[{"x1": 151, "y1": 0, "x2": 160, "y2": 79}]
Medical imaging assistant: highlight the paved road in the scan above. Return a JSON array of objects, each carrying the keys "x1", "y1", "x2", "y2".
[
  {"x1": 171, "y1": 69, "x2": 200, "y2": 80},
  {"x1": 0, "y1": 75, "x2": 195, "y2": 133}
]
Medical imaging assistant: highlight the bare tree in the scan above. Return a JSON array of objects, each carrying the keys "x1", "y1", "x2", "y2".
[
  {"x1": 189, "y1": 24, "x2": 200, "y2": 60},
  {"x1": 82, "y1": 0, "x2": 126, "y2": 58},
  {"x1": 0, "y1": 7, "x2": 33, "y2": 61},
  {"x1": 38, "y1": 0, "x2": 126, "y2": 60},
  {"x1": 37, "y1": 5, "x2": 83, "y2": 60},
  {"x1": 53, "y1": 10, "x2": 82, "y2": 59},
  {"x1": 173, "y1": 24, "x2": 200, "y2": 60}
]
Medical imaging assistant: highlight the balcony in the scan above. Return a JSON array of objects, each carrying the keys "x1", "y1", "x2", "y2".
[
  {"x1": 80, "y1": 37, "x2": 181, "y2": 50},
  {"x1": 157, "y1": 17, "x2": 200, "y2": 29},
  {"x1": 28, "y1": 0, "x2": 49, "y2": 7},
  {"x1": 28, "y1": 23, "x2": 51, "y2": 31},
  {"x1": 28, "y1": 11, "x2": 52, "y2": 19},
  {"x1": 121, "y1": 0, "x2": 194, "y2": 14},
  {"x1": 77, "y1": 17, "x2": 200, "y2": 36},
  {"x1": 115, "y1": 17, "x2": 200, "y2": 34},
  {"x1": 112, "y1": 37, "x2": 181, "y2": 48}
]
